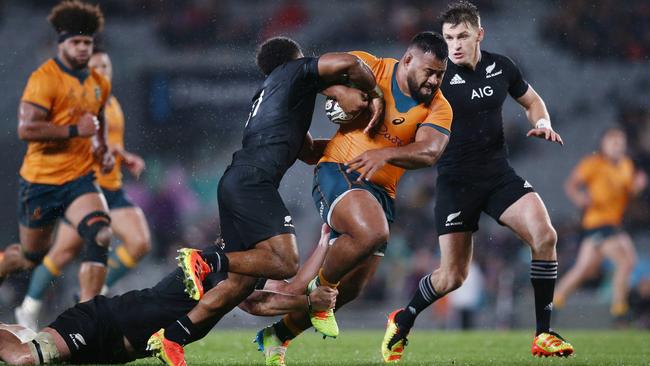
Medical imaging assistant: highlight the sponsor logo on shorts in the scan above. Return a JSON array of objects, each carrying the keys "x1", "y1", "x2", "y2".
[
  {"x1": 31, "y1": 207, "x2": 42, "y2": 221},
  {"x1": 524, "y1": 180, "x2": 533, "y2": 189},
  {"x1": 284, "y1": 215, "x2": 294, "y2": 228},
  {"x1": 319, "y1": 202, "x2": 325, "y2": 220},
  {"x1": 449, "y1": 73, "x2": 465, "y2": 85},
  {"x1": 69, "y1": 333, "x2": 86, "y2": 350},
  {"x1": 544, "y1": 302, "x2": 553, "y2": 311},
  {"x1": 445, "y1": 211, "x2": 463, "y2": 227}
]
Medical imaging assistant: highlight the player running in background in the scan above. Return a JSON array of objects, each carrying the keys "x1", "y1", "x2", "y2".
[
  {"x1": 555, "y1": 127, "x2": 646, "y2": 322},
  {"x1": 0, "y1": 226, "x2": 336, "y2": 366},
  {"x1": 383, "y1": 1, "x2": 573, "y2": 362},
  {"x1": 14, "y1": 47, "x2": 151, "y2": 331},
  {"x1": 0, "y1": 0, "x2": 114, "y2": 303},
  {"x1": 145, "y1": 36, "x2": 384, "y2": 365},
  {"x1": 254, "y1": 31, "x2": 453, "y2": 366}
]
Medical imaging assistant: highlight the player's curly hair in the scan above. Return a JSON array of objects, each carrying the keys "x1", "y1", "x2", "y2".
[
  {"x1": 440, "y1": 1, "x2": 480, "y2": 28},
  {"x1": 410, "y1": 31, "x2": 448, "y2": 61},
  {"x1": 256, "y1": 37, "x2": 302, "y2": 76},
  {"x1": 48, "y1": 0, "x2": 104, "y2": 36}
]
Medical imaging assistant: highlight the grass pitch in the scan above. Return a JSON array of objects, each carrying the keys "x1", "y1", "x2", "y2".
[{"x1": 129, "y1": 329, "x2": 649, "y2": 366}]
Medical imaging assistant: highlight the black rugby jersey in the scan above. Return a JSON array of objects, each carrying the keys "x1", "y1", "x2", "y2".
[
  {"x1": 438, "y1": 50, "x2": 529, "y2": 176},
  {"x1": 106, "y1": 268, "x2": 223, "y2": 353},
  {"x1": 231, "y1": 57, "x2": 322, "y2": 184}
]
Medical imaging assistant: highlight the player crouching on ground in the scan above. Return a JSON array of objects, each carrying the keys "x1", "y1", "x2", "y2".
[{"x1": 0, "y1": 226, "x2": 336, "y2": 365}]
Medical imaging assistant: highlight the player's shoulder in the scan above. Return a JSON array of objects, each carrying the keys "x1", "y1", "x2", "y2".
[
  {"x1": 90, "y1": 68, "x2": 111, "y2": 88},
  {"x1": 29, "y1": 58, "x2": 59, "y2": 79},
  {"x1": 268, "y1": 57, "x2": 318, "y2": 80},
  {"x1": 482, "y1": 50, "x2": 520, "y2": 71},
  {"x1": 430, "y1": 90, "x2": 453, "y2": 113}
]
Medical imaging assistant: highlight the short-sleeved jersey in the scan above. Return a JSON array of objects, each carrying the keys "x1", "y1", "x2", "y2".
[
  {"x1": 231, "y1": 57, "x2": 322, "y2": 184},
  {"x1": 320, "y1": 51, "x2": 453, "y2": 198},
  {"x1": 438, "y1": 50, "x2": 529, "y2": 176},
  {"x1": 20, "y1": 58, "x2": 111, "y2": 185},
  {"x1": 574, "y1": 154, "x2": 635, "y2": 229},
  {"x1": 95, "y1": 96, "x2": 124, "y2": 190}
]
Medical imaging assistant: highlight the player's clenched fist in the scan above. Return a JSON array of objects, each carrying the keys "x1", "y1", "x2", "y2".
[{"x1": 77, "y1": 112, "x2": 100, "y2": 137}]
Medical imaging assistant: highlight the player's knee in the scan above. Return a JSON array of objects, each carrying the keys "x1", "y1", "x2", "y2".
[
  {"x1": 533, "y1": 226, "x2": 557, "y2": 253},
  {"x1": 278, "y1": 255, "x2": 299, "y2": 278},
  {"x1": 77, "y1": 211, "x2": 112, "y2": 264},
  {"x1": 356, "y1": 226, "x2": 389, "y2": 253},
  {"x1": 438, "y1": 270, "x2": 467, "y2": 294},
  {"x1": 126, "y1": 235, "x2": 151, "y2": 258}
]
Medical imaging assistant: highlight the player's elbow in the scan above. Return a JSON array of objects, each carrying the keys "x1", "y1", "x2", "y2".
[
  {"x1": 420, "y1": 145, "x2": 444, "y2": 167},
  {"x1": 17, "y1": 123, "x2": 33, "y2": 141}
]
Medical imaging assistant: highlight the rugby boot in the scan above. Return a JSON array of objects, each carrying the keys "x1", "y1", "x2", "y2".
[
  {"x1": 176, "y1": 248, "x2": 211, "y2": 301},
  {"x1": 307, "y1": 277, "x2": 338, "y2": 338},
  {"x1": 147, "y1": 329, "x2": 187, "y2": 366},
  {"x1": 531, "y1": 331, "x2": 574, "y2": 357},
  {"x1": 381, "y1": 309, "x2": 410, "y2": 363},
  {"x1": 254, "y1": 326, "x2": 289, "y2": 366}
]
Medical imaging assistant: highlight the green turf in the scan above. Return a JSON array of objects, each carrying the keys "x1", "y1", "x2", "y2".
[{"x1": 129, "y1": 329, "x2": 650, "y2": 366}]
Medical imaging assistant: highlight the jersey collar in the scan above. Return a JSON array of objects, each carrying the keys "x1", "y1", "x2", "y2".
[
  {"x1": 54, "y1": 58, "x2": 90, "y2": 84},
  {"x1": 391, "y1": 62, "x2": 419, "y2": 113}
]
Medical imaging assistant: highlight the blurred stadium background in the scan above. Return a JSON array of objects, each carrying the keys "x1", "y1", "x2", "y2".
[{"x1": 0, "y1": 0, "x2": 649, "y2": 332}]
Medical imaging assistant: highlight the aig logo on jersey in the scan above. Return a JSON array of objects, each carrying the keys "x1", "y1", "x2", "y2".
[
  {"x1": 284, "y1": 216, "x2": 294, "y2": 228},
  {"x1": 471, "y1": 86, "x2": 493, "y2": 100}
]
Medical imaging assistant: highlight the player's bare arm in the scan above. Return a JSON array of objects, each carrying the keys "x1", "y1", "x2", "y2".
[
  {"x1": 346, "y1": 126, "x2": 449, "y2": 182},
  {"x1": 564, "y1": 169, "x2": 590, "y2": 209},
  {"x1": 92, "y1": 107, "x2": 114, "y2": 174},
  {"x1": 239, "y1": 286, "x2": 337, "y2": 317},
  {"x1": 298, "y1": 132, "x2": 330, "y2": 165},
  {"x1": 322, "y1": 84, "x2": 369, "y2": 116},
  {"x1": 518, "y1": 86, "x2": 563, "y2": 145},
  {"x1": 317, "y1": 53, "x2": 385, "y2": 134},
  {"x1": 18, "y1": 102, "x2": 98, "y2": 141}
]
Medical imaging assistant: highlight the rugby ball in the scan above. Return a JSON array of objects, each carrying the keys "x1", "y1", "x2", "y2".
[{"x1": 325, "y1": 97, "x2": 360, "y2": 124}]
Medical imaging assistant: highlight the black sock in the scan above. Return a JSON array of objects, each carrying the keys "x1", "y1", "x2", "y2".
[
  {"x1": 395, "y1": 274, "x2": 441, "y2": 330},
  {"x1": 530, "y1": 260, "x2": 558, "y2": 335},
  {"x1": 202, "y1": 247, "x2": 229, "y2": 273},
  {"x1": 272, "y1": 318, "x2": 296, "y2": 343},
  {"x1": 164, "y1": 315, "x2": 198, "y2": 346}
]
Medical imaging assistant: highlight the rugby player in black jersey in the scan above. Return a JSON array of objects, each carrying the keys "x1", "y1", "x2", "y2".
[
  {"x1": 382, "y1": 1, "x2": 573, "y2": 362},
  {"x1": 143, "y1": 37, "x2": 385, "y2": 365},
  {"x1": 0, "y1": 225, "x2": 336, "y2": 365}
]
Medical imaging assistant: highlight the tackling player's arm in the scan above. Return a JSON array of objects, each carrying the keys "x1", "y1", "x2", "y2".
[
  {"x1": 238, "y1": 286, "x2": 337, "y2": 317},
  {"x1": 92, "y1": 106, "x2": 115, "y2": 174},
  {"x1": 18, "y1": 102, "x2": 98, "y2": 141},
  {"x1": 346, "y1": 126, "x2": 449, "y2": 181},
  {"x1": 299, "y1": 132, "x2": 330, "y2": 165},
  {"x1": 317, "y1": 53, "x2": 384, "y2": 134},
  {"x1": 517, "y1": 86, "x2": 563, "y2": 145}
]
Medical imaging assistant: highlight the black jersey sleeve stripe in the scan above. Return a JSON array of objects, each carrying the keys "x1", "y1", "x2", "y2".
[{"x1": 416, "y1": 123, "x2": 450, "y2": 136}]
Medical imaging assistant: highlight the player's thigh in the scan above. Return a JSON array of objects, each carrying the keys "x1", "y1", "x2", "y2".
[
  {"x1": 47, "y1": 221, "x2": 84, "y2": 268},
  {"x1": 336, "y1": 255, "x2": 382, "y2": 306},
  {"x1": 64, "y1": 193, "x2": 109, "y2": 228},
  {"x1": 313, "y1": 163, "x2": 390, "y2": 239},
  {"x1": 18, "y1": 224, "x2": 56, "y2": 254},
  {"x1": 218, "y1": 165, "x2": 294, "y2": 251},
  {"x1": 109, "y1": 207, "x2": 151, "y2": 249},
  {"x1": 434, "y1": 174, "x2": 484, "y2": 235},
  {"x1": 600, "y1": 233, "x2": 637, "y2": 268},
  {"x1": 571, "y1": 238, "x2": 604, "y2": 278},
  {"x1": 438, "y1": 232, "x2": 473, "y2": 276},
  {"x1": 497, "y1": 192, "x2": 554, "y2": 246}
]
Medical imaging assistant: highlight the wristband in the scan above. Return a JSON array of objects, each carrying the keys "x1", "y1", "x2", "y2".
[
  {"x1": 535, "y1": 118, "x2": 552, "y2": 130},
  {"x1": 68, "y1": 125, "x2": 79, "y2": 138},
  {"x1": 367, "y1": 85, "x2": 383, "y2": 99},
  {"x1": 306, "y1": 293, "x2": 313, "y2": 312}
]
